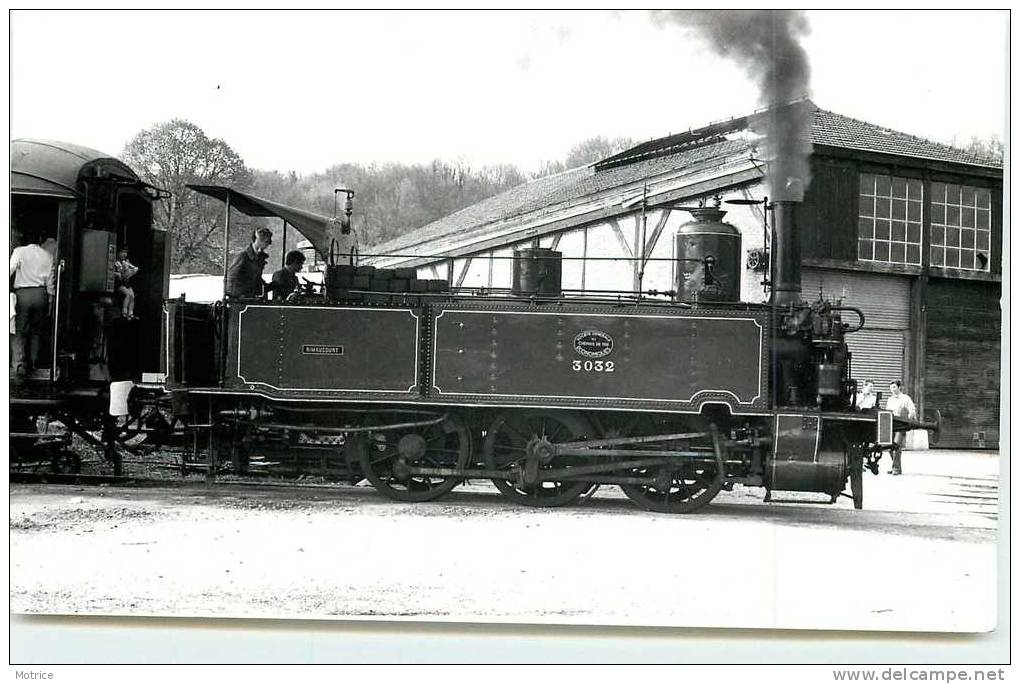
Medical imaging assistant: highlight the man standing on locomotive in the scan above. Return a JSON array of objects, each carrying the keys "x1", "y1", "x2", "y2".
[
  {"x1": 226, "y1": 227, "x2": 273, "y2": 298},
  {"x1": 884, "y1": 380, "x2": 917, "y2": 476},
  {"x1": 269, "y1": 250, "x2": 305, "y2": 301},
  {"x1": 9, "y1": 231, "x2": 55, "y2": 383}
]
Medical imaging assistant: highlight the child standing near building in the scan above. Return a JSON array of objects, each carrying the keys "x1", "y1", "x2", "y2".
[{"x1": 114, "y1": 248, "x2": 139, "y2": 319}]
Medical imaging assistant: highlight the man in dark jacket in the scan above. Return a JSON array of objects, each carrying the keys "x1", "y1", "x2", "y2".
[
  {"x1": 226, "y1": 228, "x2": 272, "y2": 298},
  {"x1": 269, "y1": 250, "x2": 306, "y2": 300}
]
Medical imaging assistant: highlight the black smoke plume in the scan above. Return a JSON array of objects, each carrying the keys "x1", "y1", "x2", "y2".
[{"x1": 651, "y1": 10, "x2": 813, "y2": 200}]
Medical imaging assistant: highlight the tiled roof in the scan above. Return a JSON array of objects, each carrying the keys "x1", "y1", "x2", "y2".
[
  {"x1": 368, "y1": 101, "x2": 1001, "y2": 260},
  {"x1": 597, "y1": 102, "x2": 1002, "y2": 171},
  {"x1": 810, "y1": 107, "x2": 1002, "y2": 169}
]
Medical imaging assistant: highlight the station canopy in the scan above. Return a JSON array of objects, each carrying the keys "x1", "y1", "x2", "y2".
[{"x1": 188, "y1": 185, "x2": 340, "y2": 259}]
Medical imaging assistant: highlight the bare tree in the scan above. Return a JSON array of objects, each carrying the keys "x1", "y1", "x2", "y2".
[
  {"x1": 124, "y1": 119, "x2": 253, "y2": 273},
  {"x1": 534, "y1": 135, "x2": 637, "y2": 178},
  {"x1": 952, "y1": 134, "x2": 1004, "y2": 163}
]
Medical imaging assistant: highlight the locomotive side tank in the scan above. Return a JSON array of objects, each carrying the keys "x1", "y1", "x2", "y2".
[{"x1": 430, "y1": 302, "x2": 768, "y2": 413}]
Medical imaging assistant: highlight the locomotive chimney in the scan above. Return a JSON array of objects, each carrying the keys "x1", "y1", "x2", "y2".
[{"x1": 770, "y1": 200, "x2": 802, "y2": 306}]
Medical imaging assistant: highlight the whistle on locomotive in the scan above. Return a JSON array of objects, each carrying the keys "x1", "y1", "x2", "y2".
[{"x1": 334, "y1": 187, "x2": 355, "y2": 234}]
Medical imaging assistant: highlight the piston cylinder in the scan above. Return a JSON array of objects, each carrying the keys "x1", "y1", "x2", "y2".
[
  {"x1": 512, "y1": 248, "x2": 562, "y2": 297},
  {"x1": 766, "y1": 414, "x2": 847, "y2": 495},
  {"x1": 675, "y1": 206, "x2": 742, "y2": 303}
]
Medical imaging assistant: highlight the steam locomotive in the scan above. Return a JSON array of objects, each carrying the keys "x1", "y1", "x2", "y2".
[
  {"x1": 165, "y1": 187, "x2": 935, "y2": 513},
  {"x1": 10, "y1": 140, "x2": 933, "y2": 513}
]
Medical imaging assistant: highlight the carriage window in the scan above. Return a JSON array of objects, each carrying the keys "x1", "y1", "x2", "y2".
[
  {"x1": 929, "y1": 183, "x2": 992, "y2": 271},
  {"x1": 857, "y1": 173, "x2": 923, "y2": 266}
]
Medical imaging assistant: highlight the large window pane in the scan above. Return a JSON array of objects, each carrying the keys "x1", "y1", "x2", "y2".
[
  {"x1": 930, "y1": 182, "x2": 991, "y2": 272},
  {"x1": 875, "y1": 220, "x2": 890, "y2": 240},
  {"x1": 857, "y1": 172, "x2": 922, "y2": 266},
  {"x1": 890, "y1": 243, "x2": 905, "y2": 262},
  {"x1": 891, "y1": 222, "x2": 906, "y2": 242}
]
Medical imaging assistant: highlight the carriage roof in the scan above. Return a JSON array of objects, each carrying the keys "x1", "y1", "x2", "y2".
[{"x1": 10, "y1": 138, "x2": 141, "y2": 200}]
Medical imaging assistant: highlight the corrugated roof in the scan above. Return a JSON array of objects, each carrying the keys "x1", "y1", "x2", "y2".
[
  {"x1": 368, "y1": 101, "x2": 1001, "y2": 263},
  {"x1": 369, "y1": 137, "x2": 756, "y2": 262}
]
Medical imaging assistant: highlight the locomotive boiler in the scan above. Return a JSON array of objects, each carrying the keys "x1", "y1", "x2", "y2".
[{"x1": 164, "y1": 186, "x2": 937, "y2": 513}]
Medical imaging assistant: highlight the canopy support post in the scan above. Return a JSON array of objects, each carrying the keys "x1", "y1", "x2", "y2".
[
  {"x1": 282, "y1": 219, "x2": 288, "y2": 267},
  {"x1": 221, "y1": 192, "x2": 232, "y2": 296}
]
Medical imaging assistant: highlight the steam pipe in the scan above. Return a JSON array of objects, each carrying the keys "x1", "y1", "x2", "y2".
[{"x1": 221, "y1": 192, "x2": 232, "y2": 295}]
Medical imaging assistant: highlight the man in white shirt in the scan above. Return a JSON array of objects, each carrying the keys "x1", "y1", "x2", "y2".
[
  {"x1": 884, "y1": 380, "x2": 917, "y2": 475},
  {"x1": 855, "y1": 379, "x2": 877, "y2": 410},
  {"x1": 10, "y1": 233, "x2": 55, "y2": 381}
]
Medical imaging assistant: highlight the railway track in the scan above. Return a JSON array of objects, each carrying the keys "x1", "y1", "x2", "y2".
[{"x1": 7, "y1": 469, "x2": 370, "y2": 495}]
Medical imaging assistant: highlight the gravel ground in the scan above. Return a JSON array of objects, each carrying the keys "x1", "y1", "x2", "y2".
[{"x1": 9, "y1": 449, "x2": 998, "y2": 632}]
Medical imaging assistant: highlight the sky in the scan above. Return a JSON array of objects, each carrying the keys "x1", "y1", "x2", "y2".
[{"x1": 8, "y1": 10, "x2": 1009, "y2": 175}]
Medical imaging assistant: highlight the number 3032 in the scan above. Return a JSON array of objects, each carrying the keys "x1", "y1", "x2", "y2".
[{"x1": 572, "y1": 360, "x2": 614, "y2": 372}]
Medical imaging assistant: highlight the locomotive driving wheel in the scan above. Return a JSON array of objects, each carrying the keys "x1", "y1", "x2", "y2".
[
  {"x1": 357, "y1": 413, "x2": 471, "y2": 502},
  {"x1": 620, "y1": 462, "x2": 724, "y2": 514},
  {"x1": 483, "y1": 410, "x2": 595, "y2": 507},
  {"x1": 619, "y1": 428, "x2": 724, "y2": 514}
]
